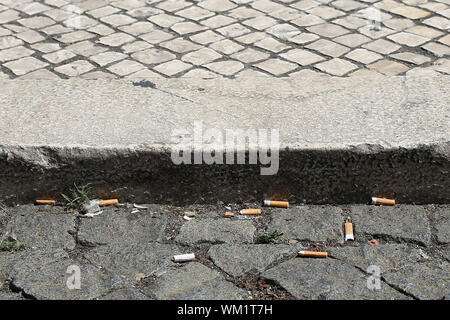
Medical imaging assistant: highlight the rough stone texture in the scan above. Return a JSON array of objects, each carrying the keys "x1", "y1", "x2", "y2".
[
  {"x1": 431, "y1": 207, "x2": 450, "y2": 244},
  {"x1": 85, "y1": 242, "x2": 180, "y2": 279},
  {"x1": 262, "y1": 257, "x2": 408, "y2": 300},
  {"x1": 350, "y1": 205, "x2": 432, "y2": 246},
  {"x1": 7, "y1": 249, "x2": 123, "y2": 300},
  {"x1": 208, "y1": 244, "x2": 298, "y2": 277},
  {"x1": 97, "y1": 288, "x2": 150, "y2": 300},
  {"x1": 4, "y1": 205, "x2": 76, "y2": 250},
  {"x1": 78, "y1": 205, "x2": 168, "y2": 246},
  {"x1": 268, "y1": 206, "x2": 344, "y2": 242},
  {"x1": 145, "y1": 262, "x2": 247, "y2": 300},
  {"x1": 175, "y1": 219, "x2": 255, "y2": 245}
]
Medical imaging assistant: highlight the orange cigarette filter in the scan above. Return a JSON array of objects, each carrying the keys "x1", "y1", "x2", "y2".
[
  {"x1": 35, "y1": 200, "x2": 56, "y2": 205},
  {"x1": 264, "y1": 200, "x2": 289, "y2": 208},
  {"x1": 344, "y1": 217, "x2": 354, "y2": 241},
  {"x1": 224, "y1": 211, "x2": 234, "y2": 218},
  {"x1": 298, "y1": 251, "x2": 327, "y2": 258},
  {"x1": 372, "y1": 197, "x2": 395, "y2": 206},
  {"x1": 240, "y1": 209, "x2": 262, "y2": 215},
  {"x1": 98, "y1": 199, "x2": 119, "y2": 207}
]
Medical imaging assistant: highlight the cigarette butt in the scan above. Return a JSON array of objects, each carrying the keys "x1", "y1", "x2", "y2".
[
  {"x1": 35, "y1": 200, "x2": 55, "y2": 205},
  {"x1": 224, "y1": 211, "x2": 234, "y2": 218},
  {"x1": 344, "y1": 217, "x2": 354, "y2": 241},
  {"x1": 298, "y1": 251, "x2": 327, "y2": 258},
  {"x1": 184, "y1": 211, "x2": 195, "y2": 217},
  {"x1": 264, "y1": 200, "x2": 289, "y2": 208},
  {"x1": 98, "y1": 199, "x2": 119, "y2": 207},
  {"x1": 368, "y1": 239, "x2": 379, "y2": 245},
  {"x1": 240, "y1": 209, "x2": 261, "y2": 215},
  {"x1": 172, "y1": 253, "x2": 196, "y2": 263},
  {"x1": 371, "y1": 197, "x2": 395, "y2": 206}
]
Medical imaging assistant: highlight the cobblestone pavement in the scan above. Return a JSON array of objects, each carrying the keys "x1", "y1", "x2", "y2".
[
  {"x1": 0, "y1": 203, "x2": 448, "y2": 300},
  {"x1": 0, "y1": 0, "x2": 448, "y2": 79}
]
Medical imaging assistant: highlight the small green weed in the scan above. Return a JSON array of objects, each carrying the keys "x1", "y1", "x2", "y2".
[{"x1": 258, "y1": 230, "x2": 284, "y2": 244}]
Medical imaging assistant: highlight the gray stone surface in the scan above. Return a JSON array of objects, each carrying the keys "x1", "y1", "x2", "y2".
[
  {"x1": 78, "y1": 206, "x2": 168, "y2": 246},
  {"x1": 0, "y1": 291, "x2": 22, "y2": 300},
  {"x1": 175, "y1": 219, "x2": 255, "y2": 245},
  {"x1": 208, "y1": 244, "x2": 298, "y2": 277},
  {"x1": 7, "y1": 249, "x2": 123, "y2": 300},
  {"x1": 262, "y1": 257, "x2": 408, "y2": 300},
  {"x1": 350, "y1": 205, "x2": 432, "y2": 245},
  {"x1": 268, "y1": 206, "x2": 344, "y2": 242},
  {"x1": 4, "y1": 205, "x2": 76, "y2": 250},
  {"x1": 85, "y1": 242, "x2": 180, "y2": 279},
  {"x1": 431, "y1": 207, "x2": 450, "y2": 244},
  {"x1": 145, "y1": 262, "x2": 247, "y2": 300},
  {"x1": 0, "y1": 76, "x2": 448, "y2": 204},
  {"x1": 98, "y1": 288, "x2": 150, "y2": 300}
]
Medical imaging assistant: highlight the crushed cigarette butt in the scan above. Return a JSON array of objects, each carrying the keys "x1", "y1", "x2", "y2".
[
  {"x1": 183, "y1": 215, "x2": 192, "y2": 221},
  {"x1": 288, "y1": 239, "x2": 298, "y2": 245},
  {"x1": 224, "y1": 211, "x2": 234, "y2": 218},
  {"x1": 184, "y1": 211, "x2": 195, "y2": 217},
  {"x1": 368, "y1": 239, "x2": 379, "y2": 245}
]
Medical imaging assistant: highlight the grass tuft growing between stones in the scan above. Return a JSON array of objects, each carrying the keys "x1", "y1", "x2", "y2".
[
  {"x1": 0, "y1": 239, "x2": 25, "y2": 252},
  {"x1": 257, "y1": 230, "x2": 284, "y2": 244},
  {"x1": 61, "y1": 183, "x2": 92, "y2": 210}
]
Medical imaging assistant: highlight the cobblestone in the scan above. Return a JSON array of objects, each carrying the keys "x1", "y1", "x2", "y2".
[{"x1": 0, "y1": 0, "x2": 448, "y2": 79}]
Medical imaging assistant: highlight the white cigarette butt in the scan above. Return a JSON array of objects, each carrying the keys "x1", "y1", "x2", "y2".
[{"x1": 172, "y1": 253, "x2": 196, "y2": 262}]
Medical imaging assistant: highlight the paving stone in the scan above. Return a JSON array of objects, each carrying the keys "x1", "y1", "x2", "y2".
[
  {"x1": 261, "y1": 257, "x2": 408, "y2": 299},
  {"x1": 306, "y1": 38, "x2": 350, "y2": 57},
  {"x1": 171, "y1": 22, "x2": 206, "y2": 35},
  {"x1": 132, "y1": 48, "x2": 176, "y2": 64},
  {"x1": 288, "y1": 32, "x2": 320, "y2": 44},
  {"x1": 217, "y1": 23, "x2": 250, "y2": 37},
  {"x1": 366, "y1": 59, "x2": 409, "y2": 75},
  {"x1": 139, "y1": 30, "x2": 174, "y2": 44},
  {"x1": 182, "y1": 68, "x2": 220, "y2": 78},
  {"x1": 234, "y1": 32, "x2": 266, "y2": 44},
  {"x1": 331, "y1": 0, "x2": 367, "y2": 11},
  {"x1": 176, "y1": 6, "x2": 215, "y2": 21},
  {"x1": 121, "y1": 40, "x2": 152, "y2": 54},
  {"x1": 0, "y1": 36, "x2": 23, "y2": 49},
  {"x1": 119, "y1": 21, "x2": 155, "y2": 36},
  {"x1": 231, "y1": 48, "x2": 269, "y2": 63},
  {"x1": 438, "y1": 34, "x2": 450, "y2": 46},
  {"x1": 307, "y1": 23, "x2": 349, "y2": 37},
  {"x1": 209, "y1": 39, "x2": 243, "y2": 55},
  {"x1": 65, "y1": 40, "x2": 107, "y2": 56},
  {"x1": 255, "y1": 58, "x2": 298, "y2": 75},
  {"x1": 145, "y1": 262, "x2": 247, "y2": 300},
  {"x1": 63, "y1": 15, "x2": 98, "y2": 30},
  {"x1": 422, "y1": 16, "x2": 450, "y2": 30},
  {"x1": 3, "y1": 56, "x2": 48, "y2": 75},
  {"x1": 268, "y1": 206, "x2": 344, "y2": 242},
  {"x1": 156, "y1": 0, "x2": 191, "y2": 12},
  {"x1": 391, "y1": 5, "x2": 430, "y2": 19},
  {"x1": 430, "y1": 58, "x2": 450, "y2": 74},
  {"x1": 43, "y1": 49, "x2": 76, "y2": 63},
  {"x1": 0, "y1": 9, "x2": 20, "y2": 24},
  {"x1": 90, "y1": 51, "x2": 127, "y2": 66},
  {"x1": 160, "y1": 38, "x2": 201, "y2": 53},
  {"x1": 348, "y1": 68, "x2": 381, "y2": 77},
  {"x1": 333, "y1": 33, "x2": 370, "y2": 47},
  {"x1": 54, "y1": 60, "x2": 95, "y2": 76},
  {"x1": 111, "y1": 0, "x2": 146, "y2": 11},
  {"x1": 291, "y1": 14, "x2": 325, "y2": 26},
  {"x1": 87, "y1": 23, "x2": 115, "y2": 36},
  {"x1": 269, "y1": 7, "x2": 304, "y2": 21},
  {"x1": 18, "y1": 68, "x2": 60, "y2": 79},
  {"x1": 18, "y1": 16, "x2": 55, "y2": 29},
  {"x1": 0, "y1": 46, "x2": 33, "y2": 62},
  {"x1": 40, "y1": 24, "x2": 72, "y2": 35},
  {"x1": 80, "y1": 70, "x2": 117, "y2": 79},
  {"x1": 203, "y1": 60, "x2": 245, "y2": 75},
  {"x1": 56, "y1": 30, "x2": 95, "y2": 43},
  {"x1": 280, "y1": 48, "x2": 325, "y2": 65},
  {"x1": 4, "y1": 205, "x2": 75, "y2": 250},
  {"x1": 291, "y1": 0, "x2": 321, "y2": 11},
  {"x1": 235, "y1": 68, "x2": 269, "y2": 77},
  {"x1": 201, "y1": 15, "x2": 236, "y2": 28},
  {"x1": 87, "y1": 5, "x2": 121, "y2": 18},
  {"x1": 199, "y1": 0, "x2": 237, "y2": 12},
  {"x1": 431, "y1": 207, "x2": 450, "y2": 244},
  {"x1": 175, "y1": 218, "x2": 255, "y2": 245},
  {"x1": 153, "y1": 59, "x2": 192, "y2": 76},
  {"x1": 7, "y1": 249, "x2": 123, "y2": 300},
  {"x1": 127, "y1": 7, "x2": 163, "y2": 18},
  {"x1": 85, "y1": 242, "x2": 180, "y2": 279},
  {"x1": 182, "y1": 47, "x2": 221, "y2": 65},
  {"x1": 42, "y1": 8, "x2": 74, "y2": 22},
  {"x1": 390, "y1": 52, "x2": 431, "y2": 65},
  {"x1": 362, "y1": 38, "x2": 401, "y2": 54},
  {"x1": 405, "y1": 67, "x2": 440, "y2": 77},
  {"x1": 242, "y1": 15, "x2": 278, "y2": 31},
  {"x1": 15, "y1": 30, "x2": 46, "y2": 44},
  {"x1": 266, "y1": 24, "x2": 301, "y2": 40},
  {"x1": 358, "y1": 25, "x2": 395, "y2": 39},
  {"x1": 0, "y1": 26, "x2": 11, "y2": 37},
  {"x1": 307, "y1": 5, "x2": 346, "y2": 19},
  {"x1": 387, "y1": 31, "x2": 430, "y2": 47},
  {"x1": 97, "y1": 32, "x2": 135, "y2": 46},
  {"x1": 332, "y1": 15, "x2": 367, "y2": 29},
  {"x1": 78, "y1": 206, "x2": 168, "y2": 245},
  {"x1": 148, "y1": 13, "x2": 184, "y2": 28},
  {"x1": 349, "y1": 205, "x2": 432, "y2": 246},
  {"x1": 190, "y1": 30, "x2": 224, "y2": 45},
  {"x1": 125, "y1": 68, "x2": 163, "y2": 79},
  {"x1": 254, "y1": 37, "x2": 289, "y2": 53},
  {"x1": 31, "y1": 42, "x2": 61, "y2": 53},
  {"x1": 208, "y1": 244, "x2": 297, "y2": 277},
  {"x1": 383, "y1": 18, "x2": 416, "y2": 31},
  {"x1": 345, "y1": 48, "x2": 382, "y2": 64}
]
